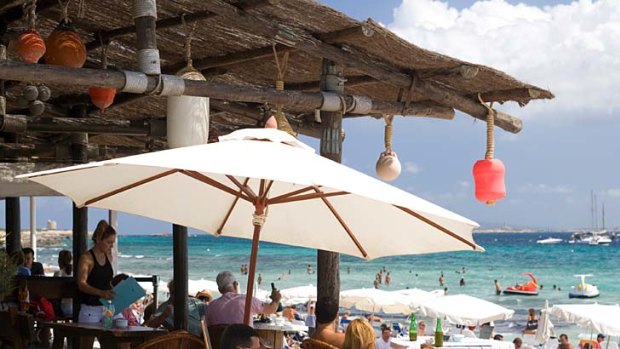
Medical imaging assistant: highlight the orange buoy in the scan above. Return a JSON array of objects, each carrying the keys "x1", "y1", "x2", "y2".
[
  {"x1": 89, "y1": 87, "x2": 116, "y2": 112},
  {"x1": 44, "y1": 22, "x2": 86, "y2": 68},
  {"x1": 473, "y1": 158, "x2": 506, "y2": 204},
  {"x1": 15, "y1": 30, "x2": 46, "y2": 64}
]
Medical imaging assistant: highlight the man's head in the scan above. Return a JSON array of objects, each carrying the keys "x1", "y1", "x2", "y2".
[
  {"x1": 221, "y1": 324, "x2": 261, "y2": 349},
  {"x1": 217, "y1": 271, "x2": 238, "y2": 294},
  {"x1": 315, "y1": 297, "x2": 339, "y2": 325},
  {"x1": 597, "y1": 334, "x2": 605, "y2": 343},
  {"x1": 513, "y1": 337, "x2": 523, "y2": 349},
  {"x1": 381, "y1": 325, "x2": 392, "y2": 341},
  {"x1": 559, "y1": 334, "x2": 569, "y2": 344},
  {"x1": 22, "y1": 247, "x2": 34, "y2": 268},
  {"x1": 493, "y1": 334, "x2": 504, "y2": 341},
  {"x1": 196, "y1": 289, "x2": 213, "y2": 303},
  {"x1": 418, "y1": 321, "x2": 426, "y2": 332}
]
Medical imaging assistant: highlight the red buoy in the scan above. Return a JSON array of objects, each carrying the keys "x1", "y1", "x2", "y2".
[{"x1": 473, "y1": 158, "x2": 506, "y2": 204}]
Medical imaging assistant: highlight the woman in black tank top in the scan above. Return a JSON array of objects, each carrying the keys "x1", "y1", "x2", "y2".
[{"x1": 76, "y1": 220, "x2": 117, "y2": 324}]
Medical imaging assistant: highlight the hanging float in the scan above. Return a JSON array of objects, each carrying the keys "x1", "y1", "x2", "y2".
[
  {"x1": 44, "y1": 0, "x2": 86, "y2": 68},
  {"x1": 14, "y1": 0, "x2": 46, "y2": 64},
  {"x1": 89, "y1": 39, "x2": 116, "y2": 112},
  {"x1": 375, "y1": 114, "x2": 401, "y2": 181}
]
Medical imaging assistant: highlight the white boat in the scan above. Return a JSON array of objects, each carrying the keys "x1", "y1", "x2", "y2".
[
  {"x1": 568, "y1": 274, "x2": 600, "y2": 299},
  {"x1": 536, "y1": 237, "x2": 563, "y2": 244},
  {"x1": 589, "y1": 234, "x2": 612, "y2": 245}
]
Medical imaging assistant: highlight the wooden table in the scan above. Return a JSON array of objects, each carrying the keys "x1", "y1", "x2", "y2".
[
  {"x1": 254, "y1": 322, "x2": 309, "y2": 349},
  {"x1": 41, "y1": 322, "x2": 166, "y2": 349}
]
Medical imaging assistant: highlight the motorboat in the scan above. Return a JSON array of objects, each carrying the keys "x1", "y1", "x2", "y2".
[
  {"x1": 569, "y1": 274, "x2": 600, "y2": 298},
  {"x1": 504, "y1": 272, "x2": 539, "y2": 296},
  {"x1": 589, "y1": 234, "x2": 612, "y2": 246},
  {"x1": 536, "y1": 237, "x2": 563, "y2": 244}
]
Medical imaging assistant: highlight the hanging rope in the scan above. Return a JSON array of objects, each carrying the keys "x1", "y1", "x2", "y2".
[
  {"x1": 478, "y1": 93, "x2": 495, "y2": 160},
  {"x1": 383, "y1": 113, "x2": 394, "y2": 155},
  {"x1": 57, "y1": 0, "x2": 71, "y2": 23},
  {"x1": 23, "y1": 0, "x2": 37, "y2": 30},
  {"x1": 271, "y1": 44, "x2": 295, "y2": 136},
  {"x1": 181, "y1": 14, "x2": 197, "y2": 68}
]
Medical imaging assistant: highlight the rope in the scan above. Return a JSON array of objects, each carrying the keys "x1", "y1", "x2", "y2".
[
  {"x1": 271, "y1": 44, "x2": 295, "y2": 136},
  {"x1": 23, "y1": 0, "x2": 37, "y2": 30},
  {"x1": 252, "y1": 213, "x2": 267, "y2": 226},
  {"x1": 478, "y1": 93, "x2": 495, "y2": 160},
  {"x1": 182, "y1": 14, "x2": 197, "y2": 68},
  {"x1": 383, "y1": 114, "x2": 394, "y2": 153},
  {"x1": 57, "y1": 0, "x2": 71, "y2": 23},
  {"x1": 98, "y1": 33, "x2": 108, "y2": 69}
]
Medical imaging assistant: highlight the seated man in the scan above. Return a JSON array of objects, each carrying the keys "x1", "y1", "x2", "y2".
[
  {"x1": 207, "y1": 271, "x2": 281, "y2": 325},
  {"x1": 221, "y1": 324, "x2": 261, "y2": 349},
  {"x1": 144, "y1": 279, "x2": 207, "y2": 337},
  {"x1": 23, "y1": 247, "x2": 45, "y2": 276},
  {"x1": 311, "y1": 297, "x2": 345, "y2": 348}
]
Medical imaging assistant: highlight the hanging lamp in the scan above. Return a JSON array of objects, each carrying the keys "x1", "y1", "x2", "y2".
[
  {"x1": 472, "y1": 95, "x2": 506, "y2": 204},
  {"x1": 376, "y1": 114, "x2": 401, "y2": 181}
]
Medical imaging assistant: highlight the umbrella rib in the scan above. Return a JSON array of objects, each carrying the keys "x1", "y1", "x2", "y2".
[
  {"x1": 268, "y1": 191, "x2": 349, "y2": 205},
  {"x1": 268, "y1": 186, "x2": 317, "y2": 203},
  {"x1": 216, "y1": 177, "x2": 251, "y2": 236},
  {"x1": 84, "y1": 169, "x2": 180, "y2": 206},
  {"x1": 181, "y1": 170, "x2": 253, "y2": 203},
  {"x1": 395, "y1": 205, "x2": 477, "y2": 250},
  {"x1": 313, "y1": 187, "x2": 368, "y2": 258},
  {"x1": 226, "y1": 175, "x2": 257, "y2": 200}
]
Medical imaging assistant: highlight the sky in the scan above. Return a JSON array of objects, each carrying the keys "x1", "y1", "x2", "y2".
[{"x1": 2, "y1": 0, "x2": 619, "y2": 233}]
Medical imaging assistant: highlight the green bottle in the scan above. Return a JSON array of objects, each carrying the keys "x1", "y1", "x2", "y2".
[
  {"x1": 435, "y1": 318, "x2": 444, "y2": 347},
  {"x1": 409, "y1": 313, "x2": 418, "y2": 341}
]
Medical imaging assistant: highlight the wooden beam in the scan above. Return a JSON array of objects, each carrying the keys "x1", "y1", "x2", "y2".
[
  {"x1": 85, "y1": 10, "x2": 216, "y2": 51},
  {"x1": 0, "y1": 62, "x2": 454, "y2": 120},
  {"x1": 0, "y1": 142, "x2": 149, "y2": 161},
  {"x1": 315, "y1": 23, "x2": 375, "y2": 44},
  {"x1": 0, "y1": 0, "x2": 56, "y2": 25},
  {"x1": 165, "y1": 45, "x2": 286, "y2": 74},
  {"x1": 237, "y1": 0, "x2": 280, "y2": 11},
  {"x1": 199, "y1": 0, "x2": 524, "y2": 133},
  {"x1": 286, "y1": 75, "x2": 376, "y2": 91},
  {"x1": 476, "y1": 88, "x2": 554, "y2": 105}
]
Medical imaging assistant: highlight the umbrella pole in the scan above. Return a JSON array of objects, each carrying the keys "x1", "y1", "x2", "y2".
[{"x1": 244, "y1": 202, "x2": 266, "y2": 325}]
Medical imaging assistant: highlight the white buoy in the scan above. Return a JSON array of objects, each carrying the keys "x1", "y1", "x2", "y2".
[
  {"x1": 376, "y1": 151, "x2": 402, "y2": 181},
  {"x1": 167, "y1": 68, "x2": 210, "y2": 147}
]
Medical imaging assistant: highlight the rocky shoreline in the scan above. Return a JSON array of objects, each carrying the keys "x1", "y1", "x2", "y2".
[{"x1": 0, "y1": 229, "x2": 74, "y2": 248}]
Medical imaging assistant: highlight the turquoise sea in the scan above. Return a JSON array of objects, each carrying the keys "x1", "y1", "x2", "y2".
[{"x1": 36, "y1": 231, "x2": 620, "y2": 339}]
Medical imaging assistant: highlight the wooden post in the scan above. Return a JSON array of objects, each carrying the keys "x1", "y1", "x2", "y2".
[
  {"x1": 5, "y1": 197, "x2": 21, "y2": 253},
  {"x1": 172, "y1": 224, "x2": 188, "y2": 331},
  {"x1": 70, "y1": 105, "x2": 89, "y2": 326},
  {"x1": 317, "y1": 59, "x2": 342, "y2": 303}
]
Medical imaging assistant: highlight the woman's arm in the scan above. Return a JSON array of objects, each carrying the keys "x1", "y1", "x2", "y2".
[{"x1": 76, "y1": 253, "x2": 114, "y2": 300}]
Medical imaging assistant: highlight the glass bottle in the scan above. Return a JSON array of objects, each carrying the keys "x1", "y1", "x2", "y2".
[
  {"x1": 435, "y1": 317, "x2": 444, "y2": 347},
  {"x1": 103, "y1": 300, "x2": 115, "y2": 328},
  {"x1": 409, "y1": 312, "x2": 418, "y2": 341}
]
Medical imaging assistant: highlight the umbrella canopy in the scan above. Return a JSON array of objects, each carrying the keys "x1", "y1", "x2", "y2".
[
  {"x1": 535, "y1": 300, "x2": 555, "y2": 344},
  {"x1": 19, "y1": 128, "x2": 481, "y2": 324},
  {"x1": 340, "y1": 288, "x2": 414, "y2": 315},
  {"x1": 280, "y1": 285, "x2": 317, "y2": 306},
  {"x1": 417, "y1": 294, "x2": 514, "y2": 326},
  {"x1": 549, "y1": 304, "x2": 620, "y2": 336},
  {"x1": 392, "y1": 288, "x2": 443, "y2": 309}
]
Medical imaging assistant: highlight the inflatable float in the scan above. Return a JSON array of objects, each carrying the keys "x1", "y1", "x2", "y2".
[{"x1": 504, "y1": 272, "x2": 539, "y2": 296}]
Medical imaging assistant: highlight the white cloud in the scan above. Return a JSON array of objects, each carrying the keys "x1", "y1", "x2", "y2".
[
  {"x1": 458, "y1": 180, "x2": 470, "y2": 188},
  {"x1": 517, "y1": 183, "x2": 572, "y2": 194},
  {"x1": 388, "y1": 0, "x2": 620, "y2": 123},
  {"x1": 603, "y1": 188, "x2": 620, "y2": 198},
  {"x1": 403, "y1": 161, "x2": 422, "y2": 174}
]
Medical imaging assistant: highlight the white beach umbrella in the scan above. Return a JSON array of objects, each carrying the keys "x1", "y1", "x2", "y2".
[
  {"x1": 392, "y1": 288, "x2": 443, "y2": 309},
  {"x1": 549, "y1": 304, "x2": 620, "y2": 336},
  {"x1": 19, "y1": 128, "x2": 481, "y2": 324},
  {"x1": 340, "y1": 288, "x2": 414, "y2": 315},
  {"x1": 417, "y1": 294, "x2": 514, "y2": 326},
  {"x1": 535, "y1": 300, "x2": 555, "y2": 344},
  {"x1": 280, "y1": 285, "x2": 317, "y2": 306}
]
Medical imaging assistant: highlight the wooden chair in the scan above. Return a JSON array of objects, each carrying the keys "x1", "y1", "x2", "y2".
[
  {"x1": 134, "y1": 330, "x2": 205, "y2": 349},
  {"x1": 301, "y1": 338, "x2": 340, "y2": 349},
  {"x1": 207, "y1": 324, "x2": 229, "y2": 349}
]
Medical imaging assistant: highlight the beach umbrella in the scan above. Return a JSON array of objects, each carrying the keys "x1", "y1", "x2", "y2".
[
  {"x1": 280, "y1": 285, "x2": 317, "y2": 306},
  {"x1": 535, "y1": 300, "x2": 555, "y2": 344},
  {"x1": 18, "y1": 128, "x2": 481, "y2": 325},
  {"x1": 417, "y1": 294, "x2": 514, "y2": 326},
  {"x1": 392, "y1": 288, "x2": 443, "y2": 309},
  {"x1": 340, "y1": 288, "x2": 414, "y2": 315},
  {"x1": 549, "y1": 304, "x2": 620, "y2": 336}
]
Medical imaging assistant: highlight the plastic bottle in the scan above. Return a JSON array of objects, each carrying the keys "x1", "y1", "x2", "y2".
[
  {"x1": 409, "y1": 312, "x2": 417, "y2": 341},
  {"x1": 103, "y1": 300, "x2": 115, "y2": 328},
  {"x1": 435, "y1": 318, "x2": 443, "y2": 347}
]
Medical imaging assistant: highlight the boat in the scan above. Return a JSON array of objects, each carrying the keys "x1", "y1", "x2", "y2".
[
  {"x1": 589, "y1": 233, "x2": 612, "y2": 246},
  {"x1": 569, "y1": 274, "x2": 600, "y2": 298},
  {"x1": 536, "y1": 237, "x2": 563, "y2": 244},
  {"x1": 504, "y1": 272, "x2": 539, "y2": 296}
]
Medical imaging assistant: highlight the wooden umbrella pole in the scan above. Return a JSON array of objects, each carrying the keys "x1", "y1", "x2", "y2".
[{"x1": 244, "y1": 201, "x2": 267, "y2": 325}]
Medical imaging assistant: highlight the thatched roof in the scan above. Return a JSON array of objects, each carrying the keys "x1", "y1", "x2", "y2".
[{"x1": 0, "y1": 0, "x2": 553, "y2": 161}]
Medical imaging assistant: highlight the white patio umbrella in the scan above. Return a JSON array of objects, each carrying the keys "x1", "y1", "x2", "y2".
[
  {"x1": 280, "y1": 285, "x2": 317, "y2": 306},
  {"x1": 392, "y1": 288, "x2": 443, "y2": 309},
  {"x1": 417, "y1": 294, "x2": 514, "y2": 326},
  {"x1": 340, "y1": 288, "x2": 414, "y2": 315},
  {"x1": 535, "y1": 300, "x2": 555, "y2": 344},
  {"x1": 19, "y1": 128, "x2": 481, "y2": 324},
  {"x1": 549, "y1": 304, "x2": 620, "y2": 336}
]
